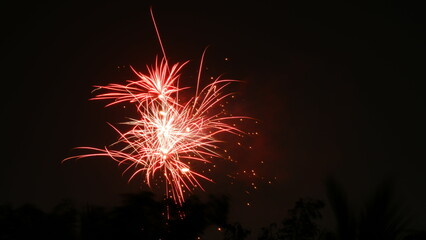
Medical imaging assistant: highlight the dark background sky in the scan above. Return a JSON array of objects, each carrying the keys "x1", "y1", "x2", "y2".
[{"x1": 1, "y1": 1, "x2": 425, "y2": 238}]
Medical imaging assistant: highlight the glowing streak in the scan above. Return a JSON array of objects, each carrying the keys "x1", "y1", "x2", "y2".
[{"x1": 65, "y1": 9, "x2": 247, "y2": 205}]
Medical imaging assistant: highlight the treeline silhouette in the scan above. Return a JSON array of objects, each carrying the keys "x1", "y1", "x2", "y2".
[
  {"x1": 1, "y1": 178, "x2": 425, "y2": 240},
  {"x1": 258, "y1": 177, "x2": 426, "y2": 240},
  {"x1": 0, "y1": 192, "x2": 236, "y2": 240}
]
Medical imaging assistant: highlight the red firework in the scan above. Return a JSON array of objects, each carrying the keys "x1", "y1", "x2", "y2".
[{"x1": 66, "y1": 9, "x2": 246, "y2": 205}]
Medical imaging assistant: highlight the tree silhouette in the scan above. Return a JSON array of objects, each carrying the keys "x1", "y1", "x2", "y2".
[
  {"x1": 257, "y1": 198, "x2": 325, "y2": 240},
  {"x1": 256, "y1": 176, "x2": 425, "y2": 240},
  {"x1": 404, "y1": 230, "x2": 426, "y2": 240},
  {"x1": 108, "y1": 192, "x2": 166, "y2": 239},
  {"x1": 0, "y1": 192, "x2": 233, "y2": 240},
  {"x1": 0, "y1": 191, "x2": 243, "y2": 239},
  {"x1": 80, "y1": 205, "x2": 111, "y2": 240},
  {"x1": 325, "y1": 176, "x2": 416, "y2": 240},
  {"x1": 166, "y1": 194, "x2": 230, "y2": 239},
  {"x1": 0, "y1": 202, "x2": 77, "y2": 240},
  {"x1": 1, "y1": 185, "x2": 424, "y2": 240},
  {"x1": 80, "y1": 192, "x2": 233, "y2": 239},
  {"x1": 278, "y1": 198, "x2": 325, "y2": 240},
  {"x1": 358, "y1": 178, "x2": 410, "y2": 240},
  {"x1": 223, "y1": 222, "x2": 251, "y2": 240},
  {"x1": 258, "y1": 223, "x2": 279, "y2": 240},
  {"x1": 49, "y1": 199, "x2": 77, "y2": 240},
  {"x1": 325, "y1": 177, "x2": 356, "y2": 240},
  {"x1": 0, "y1": 204, "x2": 47, "y2": 239}
]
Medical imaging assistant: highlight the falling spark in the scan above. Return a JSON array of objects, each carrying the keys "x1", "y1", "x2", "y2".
[{"x1": 65, "y1": 9, "x2": 247, "y2": 205}]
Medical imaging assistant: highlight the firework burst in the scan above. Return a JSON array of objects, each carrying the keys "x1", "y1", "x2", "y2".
[{"x1": 65, "y1": 9, "x2": 247, "y2": 205}]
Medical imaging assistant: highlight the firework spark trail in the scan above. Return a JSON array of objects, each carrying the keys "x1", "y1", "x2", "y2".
[{"x1": 65, "y1": 10, "x2": 246, "y2": 205}]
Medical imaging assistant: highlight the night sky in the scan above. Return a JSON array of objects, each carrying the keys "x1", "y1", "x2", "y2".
[{"x1": 2, "y1": 1, "x2": 426, "y2": 238}]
